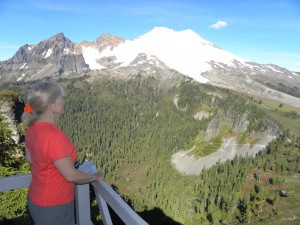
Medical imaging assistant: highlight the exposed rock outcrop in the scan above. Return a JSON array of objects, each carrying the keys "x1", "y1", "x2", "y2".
[
  {"x1": 171, "y1": 135, "x2": 276, "y2": 175},
  {"x1": 0, "y1": 101, "x2": 19, "y2": 144},
  {"x1": 0, "y1": 33, "x2": 89, "y2": 83}
]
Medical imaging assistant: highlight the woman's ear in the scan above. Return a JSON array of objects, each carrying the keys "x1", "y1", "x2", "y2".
[{"x1": 48, "y1": 102, "x2": 56, "y2": 114}]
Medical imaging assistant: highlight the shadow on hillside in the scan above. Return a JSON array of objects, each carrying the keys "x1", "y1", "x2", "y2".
[
  {"x1": 90, "y1": 184, "x2": 183, "y2": 225},
  {"x1": 90, "y1": 186, "x2": 183, "y2": 225},
  {"x1": 0, "y1": 214, "x2": 33, "y2": 225},
  {"x1": 139, "y1": 207, "x2": 183, "y2": 225},
  {"x1": 2, "y1": 203, "x2": 182, "y2": 225},
  {"x1": 102, "y1": 206, "x2": 183, "y2": 225}
]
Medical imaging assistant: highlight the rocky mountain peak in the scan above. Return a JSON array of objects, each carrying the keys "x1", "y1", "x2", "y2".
[
  {"x1": 92, "y1": 33, "x2": 124, "y2": 52},
  {"x1": 50, "y1": 32, "x2": 65, "y2": 40},
  {"x1": 0, "y1": 32, "x2": 89, "y2": 83},
  {"x1": 95, "y1": 33, "x2": 124, "y2": 46},
  {"x1": 39, "y1": 32, "x2": 74, "y2": 53}
]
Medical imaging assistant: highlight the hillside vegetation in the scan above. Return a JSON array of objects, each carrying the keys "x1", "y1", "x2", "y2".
[
  {"x1": 0, "y1": 89, "x2": 30, "y2": 225},
  {"x1": 0, "y1": 73, "x2": 299, "y2": 225}
]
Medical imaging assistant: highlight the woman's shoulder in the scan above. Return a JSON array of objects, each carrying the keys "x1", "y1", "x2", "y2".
[{"x1": 29, "y1": 122, "x2": 62, "y2": 134}]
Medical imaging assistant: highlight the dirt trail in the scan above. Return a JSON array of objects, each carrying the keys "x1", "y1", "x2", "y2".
[{"x1": 171, "y1": 136, "x2": 276, "y2": 175}]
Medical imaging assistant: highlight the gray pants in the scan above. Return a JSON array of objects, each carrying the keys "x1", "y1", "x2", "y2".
[{"x1": 27, "y1": 197, "x2": 75, "y2": 225}]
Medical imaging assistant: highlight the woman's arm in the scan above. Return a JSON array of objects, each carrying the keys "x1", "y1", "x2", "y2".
[
  {"x1": 25, "y1": 147, "x2": 32, "y2": 164},
  {"x1": 54, "y1": 157, "x2": 104, "y2": 184}
]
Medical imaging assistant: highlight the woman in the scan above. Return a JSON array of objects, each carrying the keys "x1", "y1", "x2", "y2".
[{"x1": 22, "y1": 80, "x2": 104, "y2": 225}]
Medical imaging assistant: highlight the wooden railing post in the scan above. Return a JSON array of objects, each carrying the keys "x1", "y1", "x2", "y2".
[
  {"x1": 82, "y1": 161, "x2": 149, "y2": 225},
  {"x1": 78, "y1": 161, "x2": 113, "y2": 225},
  {"x1": 75, "y1": 183, "x2": 93, "y2": 225},
  {"x1": 95, "y1": 191, "x2": 113, "y2": 225}
]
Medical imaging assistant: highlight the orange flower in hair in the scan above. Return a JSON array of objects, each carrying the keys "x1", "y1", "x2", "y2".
[{"x1": 24, "y1": 104, "x2": 33, "y2": 113}]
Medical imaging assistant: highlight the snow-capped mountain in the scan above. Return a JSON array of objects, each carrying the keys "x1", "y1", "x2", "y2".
[
  {"x1": 81, "y1": 27, "x2": 245, "y2": 83},
  {"x1": 0, "y1": 27, "x2": 299, "y2": 106}
]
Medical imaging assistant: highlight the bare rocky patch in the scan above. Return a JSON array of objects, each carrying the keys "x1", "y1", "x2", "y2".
[
  {"x1": 171, "y1": 135, "x2": 276, "y2": 175},
  {"x1": 193, "y1": 111, "x2": 211, "y2": 120}
]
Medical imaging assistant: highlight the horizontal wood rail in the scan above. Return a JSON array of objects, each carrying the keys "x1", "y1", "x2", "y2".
[{"x1": 0, "y1": 161, "x2": 149, "y2": 225}]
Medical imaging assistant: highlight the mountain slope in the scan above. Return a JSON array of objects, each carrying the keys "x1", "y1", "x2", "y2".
[
  {"x1": 1, "y1": 27, "x2": 300, "y2": 107},
  {"x1": 89, "y1": 27, "x2": 244, "y2": 83},
  {"x1": 0, "y1": 33, "x2": 88, "y2": 83}
]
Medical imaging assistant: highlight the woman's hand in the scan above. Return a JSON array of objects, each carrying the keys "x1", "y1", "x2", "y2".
[
  {"x1": 93, "y1": 172, "x2": 104, "y2": 181},
  {"x1": 54, "y1": 157, "x2": 104, "y2": 184}
]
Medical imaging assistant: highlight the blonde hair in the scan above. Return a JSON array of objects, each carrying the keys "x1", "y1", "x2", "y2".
[{"x1": 21, "y1": 80, "x2": 65, "y2": 127}]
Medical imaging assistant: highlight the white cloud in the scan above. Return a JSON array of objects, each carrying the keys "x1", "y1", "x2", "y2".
[{"x1": 209, "y1": 21, "x2": 228, "y2": 30}]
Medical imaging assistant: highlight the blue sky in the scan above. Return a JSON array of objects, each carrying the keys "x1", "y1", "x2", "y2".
[{"x1": 1, "y1": 0, "x2": 300, "y2": 71}]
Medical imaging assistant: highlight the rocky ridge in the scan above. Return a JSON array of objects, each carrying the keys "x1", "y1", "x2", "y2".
[
  {"x1": 0, "y1": 33, "x2": 89, "y2": 83},
  {"x1": 0, "y1": 28, "x2": 300, "y2": 107}
]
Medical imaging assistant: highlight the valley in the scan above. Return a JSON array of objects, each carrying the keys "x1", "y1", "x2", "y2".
[
  {"x1": 0, "y1": 27, "x2": 299, "y2": 225},
  {"x1": 1, "y1": 73, "x2": 299, "y2": 224}
]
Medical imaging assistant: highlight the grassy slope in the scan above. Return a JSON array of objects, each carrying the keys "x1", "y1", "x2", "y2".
[
  {"x1": 256, "y1": 174, "x2": 300, "y2": 225},
  {"x1": 245, "y1": 164, "x2": 300, "y2": 225},
  {"x1": 250, "y1": 95, "x2": 300, "y2": 135},
  {"x1": 241, "y1": 95, "x2": 300, "y2": 224}
]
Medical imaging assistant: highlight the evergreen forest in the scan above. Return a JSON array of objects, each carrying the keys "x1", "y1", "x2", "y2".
[{"x1": 0, "y1": 73, "x2": 300, "y2": 225}]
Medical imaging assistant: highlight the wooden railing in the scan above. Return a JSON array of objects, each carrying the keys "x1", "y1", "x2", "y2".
[{"x1": 0, "y1": 161, "x2": 149, "y2": 225}]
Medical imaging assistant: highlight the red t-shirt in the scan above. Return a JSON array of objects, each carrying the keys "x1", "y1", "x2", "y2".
[{"x1": 25, "y1": 122, "x2": 77, "y2": 206}]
